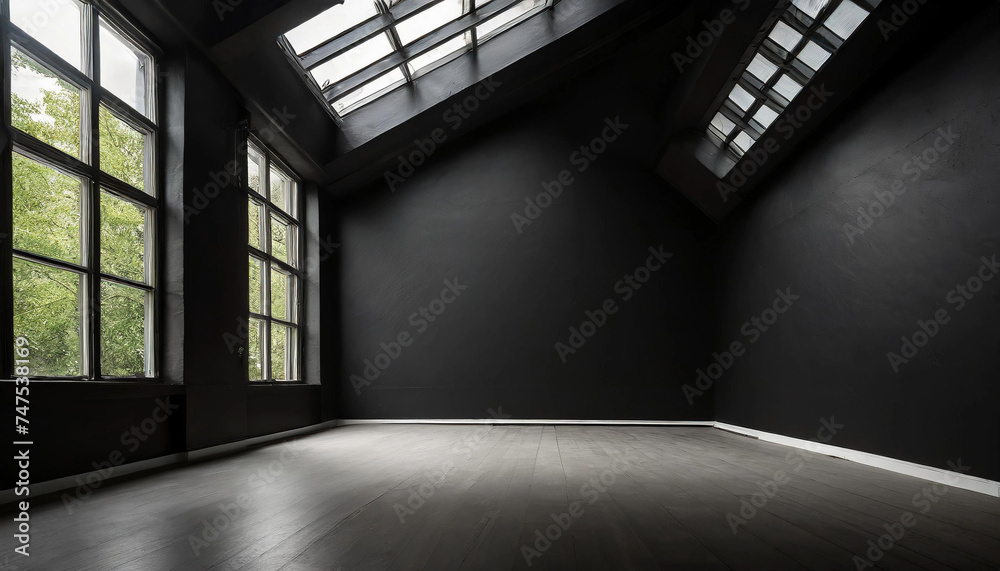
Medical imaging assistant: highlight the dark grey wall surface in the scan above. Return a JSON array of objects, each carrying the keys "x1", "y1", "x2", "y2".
[
  {"x1": 2, "y1": 37, "x2": 330, "y2": 489},
  {"x1": 335, "y1": 59, "x2": 717, "y2": 420},
  {"x1": 714, "y1": 9, "x2": 1000, "y2": 481}
]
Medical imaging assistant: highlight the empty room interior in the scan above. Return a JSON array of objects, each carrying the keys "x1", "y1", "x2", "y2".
[{"x1": 2, "y1": 0, "x2": 1000, "y2": 568}]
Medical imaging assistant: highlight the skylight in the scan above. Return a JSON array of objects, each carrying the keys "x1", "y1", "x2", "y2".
[
  {"x1": 704, "y1": 0, "x2": 881, "y2": 168},
  {"x1": 281, "y1": 0, "x2": 553, "y2": 118}
]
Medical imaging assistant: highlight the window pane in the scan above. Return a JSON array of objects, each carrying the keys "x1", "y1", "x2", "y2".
[
  {"x1": 101, "y1": 280, "x2": 147, "y2": 377},
  {"x1": 271, "y1": 323, "x2": 289, "y2": 380},
  {"x1": 9, "y1": 0, "x2": 84, "y2": 70},
  {"x1": 746, "y1": 52, "x2": 778, "y2": 84},
  {"x1": 773, "y1": 74, "x2": 804, "y2": 102},
  {"x1": 249, "y1": 199, "x2": 264, "y2": 249},
  {"x1": 248, "y1": 144, "x2": 265, "y2": 194},
  {"x1": 271, "y1": 267, "x2": 289, "y2": 321},
  {"x1": 477, "y1": 0, "x2": 545, "y2": 43},
  {"x1": 797, "y1": 41, "x2": 831, "y2": 71},
  {"x1": 99, "y1": 18, "x2": 151, "y2": 117},
  {"x1": 12, "y1": 153, "x2": 83, "y2": 265},
  {"x1": 710, "y1": 112, "x2": 736, "y2": 139},
  {"x1": 728, "y1": 84, "x2": 755, "y2": 111},
  {"x1": 284, "y1": 0, "x2": 379, "y2": 55},
  {"x1": 768, "y1": 20, "x2": 803, "y2": 53},
  {"x1": 270, "y1": 216, "x2": 296, "y2": 267},
  {"x1": 309, "y1": 33, "x2": 394, "y2": 89},
  {"x1": 249, "y1": 317, "x2": 264, "y2": 381},
  {"x1": 249, "y1": 256, "x2": 264, "y2": 315},
  {"x1": 824, "y1": 0, "x2": 868, "y2": 40},
  {"x1": 407, "y1": 35, "x2": 470, "y2": 75},
  {"x1": 13, "y1": 257, "x2": 83, "y2": 377},
  {"x1": 396, "y1": 0, "x2": 464, "y2": 45},
  {"x1": 733, "y1": 130, "x2": 755, "y2": 153},
  {"x1": 753, "y1": 105, "x2": 780, "y2": 130},
  {"x1": 333, "y1": 67, "x2": 406, "y2": 115},
  {"x1": 101, "y1": 191, "x2": 148, "y2": 284},
  {"x1": 99, "y1": 106, "x2": 147, "y2": 192},
  {"x1": 270, "y1": 166, "x2": 294, "y2": 215},
  {"x1": 792, "y1": 0, "x2": 830, "y2": 19},
  {"x1": 10, "y1": 49, "x2": 82, "y2": 158}
]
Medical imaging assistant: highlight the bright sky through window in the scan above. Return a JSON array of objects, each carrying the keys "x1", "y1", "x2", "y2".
[{"x1": 281, "y1": 0, "x2": 553, "y2": 117}]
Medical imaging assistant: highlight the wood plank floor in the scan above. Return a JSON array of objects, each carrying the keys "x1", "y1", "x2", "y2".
[{"x1": 2, "y1": 425, "x2": 999, "y2": 570}]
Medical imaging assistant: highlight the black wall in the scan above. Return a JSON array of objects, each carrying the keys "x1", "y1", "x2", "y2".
[
  {"x1": 714, "y1": 9, "x2": 1000, "y2": 481},
  {"x1": 335, "y1": 60, "x2": 717, "y2": 420},
  {"x1": 2, "y1": 36, "x2": 331, "y2": 489}
]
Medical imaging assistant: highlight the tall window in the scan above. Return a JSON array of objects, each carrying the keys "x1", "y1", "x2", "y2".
[
  {"x1": 246, "y1": 139, "x2": 301, "y2": 382},
  {"x1": 3, "y1": 0, "x2": 158, "y2": 379}
]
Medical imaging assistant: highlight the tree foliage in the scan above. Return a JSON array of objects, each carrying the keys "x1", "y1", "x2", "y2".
[{"x1": 11, "y1": 50, "x2": 149, "y2": 377}]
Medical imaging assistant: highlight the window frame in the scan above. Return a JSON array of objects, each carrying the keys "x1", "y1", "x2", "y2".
[
  {"x1": 702, "y1": 0, "x2": 880, "y2": 166},
  {"x1": 2, "y1": 0, "x2": 161, "y2": 381},
  {"x1": 244, "y1": 134, "x2": 304, "y2": 384},
  {"x1": 278, "y1": 0, "x2": 553, "y2": 119}
]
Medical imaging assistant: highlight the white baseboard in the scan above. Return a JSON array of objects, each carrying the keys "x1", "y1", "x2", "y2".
[
  {"x1": 337, "y1": 419, "x2": 716, "y2": 426},
  {"x1": 0, "y1": 420, "x2": 338, "y2": 504},
  {"x1": 714, "y1": 422, "x2": 1000, "y2": 498}
]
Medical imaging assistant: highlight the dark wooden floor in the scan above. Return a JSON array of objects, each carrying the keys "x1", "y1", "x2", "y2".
[{"x1": 2, "y1": 425, "x2": 999, "y2": 570}]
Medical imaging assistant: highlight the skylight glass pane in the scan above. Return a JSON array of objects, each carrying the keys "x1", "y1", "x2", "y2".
[
  {"x1": 773, "y1": 74, "x2": 804, "y2": 102},
  {"x1": 797, "y1": 41, "x2": 831, "y2": 71},
  {"x1": 824, "y1": 0, "x2": 868, "y2": 40},
  {"x1": 710, "y1": 113, "x2": 736, "y2": 138},
  {"x1": 9, "y1": 0, "x2": 84, "y2": 70},
  {"x1": 733, "y1": 130, "x2": 755, "y2": 153},
  {"x1": 753, "y1": 105, "x2": 780, "y2": 130},
  {"x1": 333, "y1": 67, "x2": 406, "y2": 115},
  {"x1": 728, "y1": 84, "x2": 756, "y2": 111},
  {"x1": 396, "y1": 0, "x2": 464, "y2": 45},
  {"x1": 768, "y1": 20, "x2": 803, "y2": 52},
  {"x1": 792, "y1": 0, "x2": 830, "y2": 19},
  {"x1": 746, "y1": 52, "x2": 778, "y2": 83},
  {"x1": 408, "y1": 35, "x2": 470, "y2": 75},
  {"x1": 284, "y1": 0, "x2": 379, "y2": 55},
  {"x1": 309, "y1": 33, "x2": 394, "y2": 89},
  {"x1": 476, "y1": 0, "x2": 546, "y2": 43}
]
